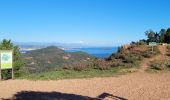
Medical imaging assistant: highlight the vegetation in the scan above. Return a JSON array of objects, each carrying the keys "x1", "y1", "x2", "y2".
[
  {"x1": 148, "y1": 45, "x2": 170, "y2": 72},
  {"x1": 2, "y1": 27, "x2": 170, "y2": 80},
  {"x1": 20, "y1": 40, "x2": 161, "y2": 80},
  {"x1": 107, "y1": 42, "x2": 160, "y2": 68},
  {"x1": 19, "y1": 67, "x2": 126, "y2": 80},
  {"x1": 145, "y1": 27, "x2": 170, "y2": 43},
  {"x1": 0, "y1": 39, "x2": 26, "y2": 79},
  {"x1": 166, "y1": 45, "x2": 170, "y2": 56},
  {"x1": 19, "y1": 28, "x2": 164, "y2": 80},
  {"x1": 23, "y1": 46, "x2": 94, "y2": 73},
  {"x1": 149, "y1": 60, "x2": 170, "y2": 71}
]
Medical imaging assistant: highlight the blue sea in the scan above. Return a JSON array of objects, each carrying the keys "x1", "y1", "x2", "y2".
[
  {"x1": 21, "y1": 47, "x2": 118, "y2": 58},
  {"x1": 65, "y1": 47, "x2": 118, "y2": 58}
]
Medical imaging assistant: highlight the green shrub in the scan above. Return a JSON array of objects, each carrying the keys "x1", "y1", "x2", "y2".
[{"x1": 1, "y1": 70, "x2": 12, "y2": 80}]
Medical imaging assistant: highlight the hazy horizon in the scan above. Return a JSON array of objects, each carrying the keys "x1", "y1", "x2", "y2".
[{"x1": 15, "y1": 41, "x2": 119, "y2": 48}]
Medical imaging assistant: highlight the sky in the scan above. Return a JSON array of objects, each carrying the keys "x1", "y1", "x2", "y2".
[{"x1": 0, "y1": 0, "x2": 170, "y2": 46}]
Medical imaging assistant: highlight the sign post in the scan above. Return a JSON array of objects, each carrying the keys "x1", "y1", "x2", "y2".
[
  {"x1": 149, "y1": 42, "x2": 157, "y2": 52},
  {"x1": 0, "y1": 50, "x2": 13, "y2": 80},
  {"x1": 0, "y1": 58, "x2": 1, "y2": 80}
]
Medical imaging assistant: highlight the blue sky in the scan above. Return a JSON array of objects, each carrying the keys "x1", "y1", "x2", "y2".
[{"x1": 0, "y1": 0, "x2": 170, "y2": 46}]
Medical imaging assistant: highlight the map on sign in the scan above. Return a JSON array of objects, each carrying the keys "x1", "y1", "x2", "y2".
[
  {"x1": 2, "y1": 54, "x2": 11, "y2": 62},
  {"x1": 149, "y1": 42, "x2": 157, "y2": 46},
  {"x1": 1, "y1": 51, "x2": 13, "y2": 69}
]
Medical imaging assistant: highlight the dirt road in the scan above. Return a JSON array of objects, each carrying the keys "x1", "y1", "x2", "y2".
[{"x1": 0, "y1": 72, "x2": 170, "y2": 100}]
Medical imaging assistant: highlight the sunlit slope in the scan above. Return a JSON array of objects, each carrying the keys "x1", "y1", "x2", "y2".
[{"x1": 23, "y1": 46, "x2": 94, "y2": 73}]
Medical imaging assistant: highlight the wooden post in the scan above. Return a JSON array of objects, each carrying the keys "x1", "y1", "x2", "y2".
[
  {"x1": 0, "y1": 69, "x2": 1, "y2": 81},
  {"x1": 0, "y1": 64, "x2": 1, "y2": 81},
  {"x1": 12, "y1": 68, "x2": 14, "y2": 80},
  {"x1": 0, "y1": 52, "x2": 1, "y2": 81},
  {"x1": 12, "y1": 50, "x2": 14, "y2": 80}
]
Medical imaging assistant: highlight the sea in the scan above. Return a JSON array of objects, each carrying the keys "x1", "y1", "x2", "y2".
[
  {"x1": 64, "y1": 47, "x2": 118, "y2": 58},
  {"x1": 21, "y1": 47, "x2": 118, "y2": 59}
]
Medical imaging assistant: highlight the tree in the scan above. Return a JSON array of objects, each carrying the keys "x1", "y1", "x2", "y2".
[
  {"x1": 159, "y1": 28, "x2": 166, "y2": 43},
  {"x1": 165, "y1": 28, "x2": 170, "y2": 43},
  {"x1": 145, "y1": 28, "x2": 170, "y2": 44},
  {"x1": 145, "y1": 29, "x2": 156, "y2": 42},
  {"x1": 155, "y1": 32, "x2": 160, "y2": 43},
  {"x1": 0, "y1": 39, "x2": 25, "y2": 79}
]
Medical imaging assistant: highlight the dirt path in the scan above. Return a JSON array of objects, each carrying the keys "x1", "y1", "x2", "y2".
[
  {"x1": 0, "y1": 46, "x2": 170, "y2": 100},
  {"x1": 158, "y1": 45, "x2": 167, "y2": 55},
  {"x1": 139, "y1": 45, "x2": 168, "y2": 72},
  {"x1": 0, "y1": 72, "x2": 170, "y2": 100}
]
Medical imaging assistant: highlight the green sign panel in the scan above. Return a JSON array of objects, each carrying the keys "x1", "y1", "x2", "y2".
[
  {"x1": 1, "y1": 51, "x2": 13, "y2": 69},
  {"x1": 149, "y1": 42, "x2": 157, "y2": 46}
]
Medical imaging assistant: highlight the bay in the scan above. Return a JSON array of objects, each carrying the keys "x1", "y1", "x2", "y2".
[{"x1": 65, "y1": 47, "x2": 118, "y2": 58}]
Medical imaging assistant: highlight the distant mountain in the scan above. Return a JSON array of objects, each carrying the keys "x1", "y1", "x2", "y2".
[
  {"x1": 14, "y1": 42, "x2": 90, "y2": 49},
  {"x1": 23, "y1": 46, "x2": 94, "y2": 73}
]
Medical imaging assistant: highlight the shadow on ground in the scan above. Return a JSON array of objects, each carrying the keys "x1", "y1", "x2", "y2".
[{"x1": 2, "y1": 91, "x2": 127, "y2": 100}]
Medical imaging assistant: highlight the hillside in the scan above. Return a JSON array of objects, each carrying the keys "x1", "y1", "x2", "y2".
[
  {"x1": 106, "y1": 43, "x2": 160, "y2": 68},
  {"x1": 1, "y1": 44, "x2": 170, "y2": 100},
  {"x1": 23, "y1": 46, "x2": 94, "y2": 73}
]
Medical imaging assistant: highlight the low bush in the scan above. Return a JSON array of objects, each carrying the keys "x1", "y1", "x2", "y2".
[
  {"x1": 110, "y1": 59, "x2": 124, "y2": 67},
  {"x1": 142, "y1": 52, "x2": 153, "y2": 58},
  {"x1": 167, "y1": 45, "x2": 170, "y2": 50},
  {"x1": 166, "y1": 46, "x2": 170, "y2": 56},
  {"x1": 166, "y1": 53, "x2": 170, "y2": 56},
  {"x1": 63, "y1": 61, "x2": 91, "y2": 71},
  {"x1": 150, "y1": 60, "x2": 170, "y2": 70},
  {"x1": 93, "y1": 59, "x2": 112, "y2": 70}
]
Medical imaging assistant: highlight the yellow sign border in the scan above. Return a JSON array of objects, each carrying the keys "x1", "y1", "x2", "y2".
[{"x1": 0, "y1": 50, "x2": 13, "y2": 69}]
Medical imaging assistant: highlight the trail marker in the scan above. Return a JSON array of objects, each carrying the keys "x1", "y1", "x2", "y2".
[
  {"x1": 149, "y1": 42, "x2": 157, "y2": 52},
  {"x1": 0, "y1": 50, "x2": 13, "y2": 80}
]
